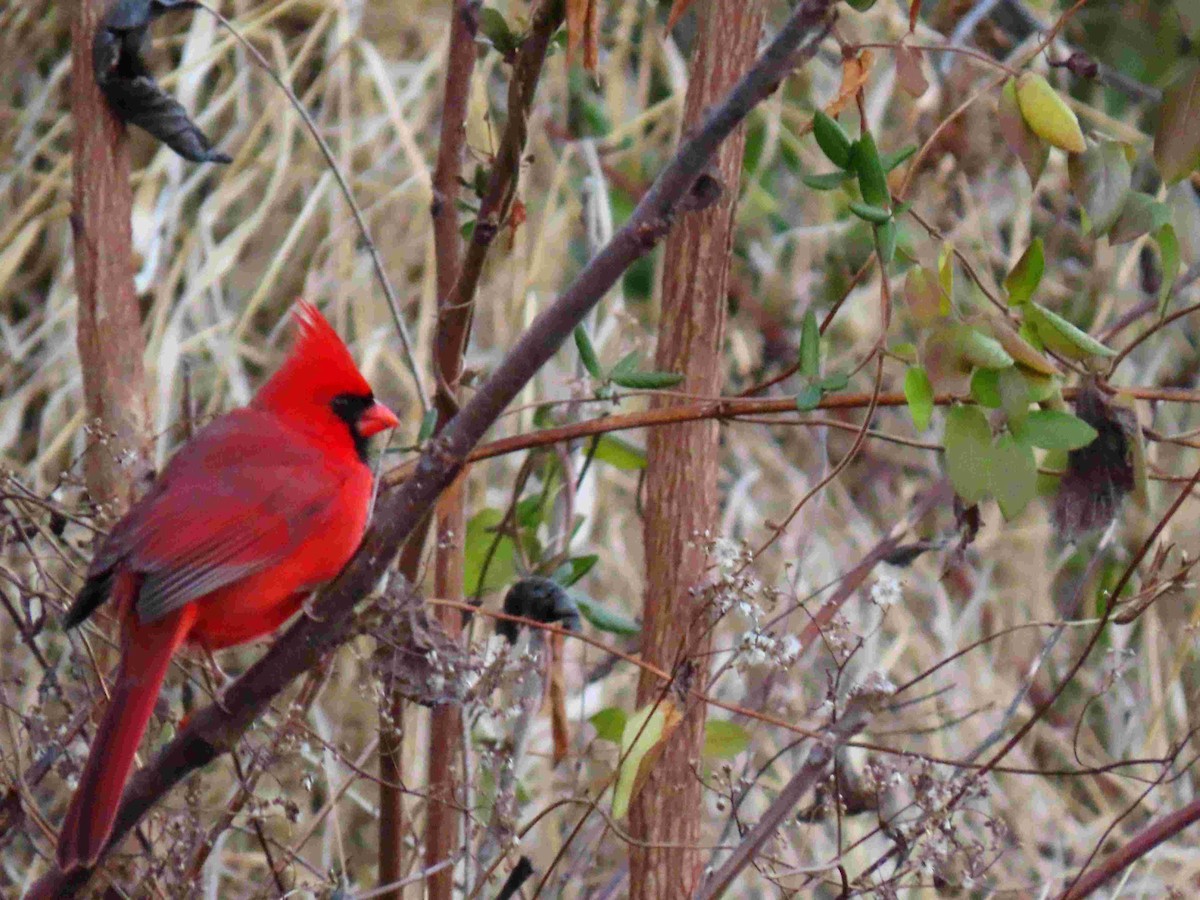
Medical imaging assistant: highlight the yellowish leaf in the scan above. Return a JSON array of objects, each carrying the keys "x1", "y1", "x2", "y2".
[
  {"x1": 612, "y1": 700, "x2": 682, "y2": 819},
  {"x1": 1015, "y1": 72, "x2": 1086, "y2": 154}
]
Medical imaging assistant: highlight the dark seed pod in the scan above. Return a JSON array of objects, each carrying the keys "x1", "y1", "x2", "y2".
[
  {"x1": 497, "y1": 577, "x2": 581, "y2": 643},
  {"x1": 1053, "y1": 382, "x2": 1137, "y2": 539}
]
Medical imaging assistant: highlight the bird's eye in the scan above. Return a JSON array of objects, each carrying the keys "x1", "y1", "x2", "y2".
[{"x1": 330, "y1": 392, "x2": 373, "y2": 424}]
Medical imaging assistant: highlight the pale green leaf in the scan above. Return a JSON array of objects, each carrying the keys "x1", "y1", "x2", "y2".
[
  {"x1": 1012, "y1": 409, "x2": 1098, "y2": 450},
  {"x1": 990, "y1": 433, "x2": 1038, "y2": 519},
  {"x1": 904, "y1": 366, "x2": 934, "y2": 431},
  {"x1": 944, "y1": 405, "x2": 993, "y2": 504}
]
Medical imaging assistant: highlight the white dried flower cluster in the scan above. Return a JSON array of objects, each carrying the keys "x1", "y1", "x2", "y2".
[
  {"x1": 735, "y1": 630, "x2": 802, "y2": 672},
  {"x1": 850, "y1": 671, "x2": 897, "y2": 700},
  {"x1": 870, "y1": 574, "x2": 903, "y2": 608},
  {"x1": 878, "y1": 758, "x2": 1005, "y2": 890}
]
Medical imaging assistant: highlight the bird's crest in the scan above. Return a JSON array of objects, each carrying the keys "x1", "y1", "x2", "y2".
[{"x1": 253, "y1": 301, "x2": 374, "y2": 411}]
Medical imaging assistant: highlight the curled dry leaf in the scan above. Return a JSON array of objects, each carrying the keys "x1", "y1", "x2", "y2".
[
  {"x1": 94, "y1": 0, "x2": 232, "y2": 164},
  {"x1": 1154, "y1": 64, "x2": 1200, "y2": 184},
  {"x1": 895, "y1": 43, "x2": 928, "y2": 98},
  {"x1": 826, "y1": 50, "x2": 874, "y2": 117},
  {"x1": 566, "y1": 0, "x2": 600, "y2": 75}
]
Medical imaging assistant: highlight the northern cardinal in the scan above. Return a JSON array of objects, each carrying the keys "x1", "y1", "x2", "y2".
[{"x1": 56, "y1": 302, "x2": 398, "y2": 871}]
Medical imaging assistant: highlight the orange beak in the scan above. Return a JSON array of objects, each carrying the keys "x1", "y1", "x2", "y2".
[{"x1": 357, "y1": 401, "x2": 400, "y2": 438}]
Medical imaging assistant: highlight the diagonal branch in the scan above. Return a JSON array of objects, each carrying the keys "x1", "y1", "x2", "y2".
[{"x1": 28, "y1": 2, "x2": 836, "y2": 892}]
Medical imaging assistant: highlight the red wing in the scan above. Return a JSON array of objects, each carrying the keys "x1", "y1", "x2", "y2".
[{"x1": 94, "y1": 409, "x2": 351, "y2": 625}]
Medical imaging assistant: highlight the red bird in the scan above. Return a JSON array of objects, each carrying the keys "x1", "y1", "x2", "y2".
[{"x1": 56, "y1": 302, "x2": 398, "y2": 871}]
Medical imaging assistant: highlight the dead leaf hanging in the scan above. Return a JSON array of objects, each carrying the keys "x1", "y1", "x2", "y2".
[
  {"x1": 93, "y1": 0, "x2": 232, "y2": 164},
  {"x1": 566, "y1": 0, "x2": 599, "y2": 75}
]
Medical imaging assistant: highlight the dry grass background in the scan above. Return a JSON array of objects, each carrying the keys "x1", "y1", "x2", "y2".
[{"x1": 2, "y1": 0, "x2": 1200, "y2": 896}]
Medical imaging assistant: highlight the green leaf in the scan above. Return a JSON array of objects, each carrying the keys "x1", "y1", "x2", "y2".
[
  {"x1": 703, "y1": 720, "x2": 750, "y2": 759},
  {"x1": 575, "y1": 594, "x2": 641, "y2": 636},
  {"x1": 464, "y1": 508, "x2": 517, "y2": 596},
  {"x1": 553, "y1": 554, "x2": 599, "y2": 588},
  {"x1": 1015, "y1": 72, "x2": 1085, "y2": 153},
  {"x1": 904, "y1": 366, "x2": 934, "y2": 431},
  {"x1": 1068, "y1": 141, "x2": 1133, "y2": 237},
  {"x1": 592, "y1": 435, "x2": 647, "y2": 470},
  {"x1": 997, "y1": 366, "x2": 1031, "y2": 427},
  {"x1": 819, "y1": 372, "x2": 849, "y2": 392},
  {"x1": 852, "y1": 131, "x2": 890, "y2": 209},
  {"x1": 799, "y1": 310, "x2": 820, "y2": 378},
  {"x1": 970, "y1": 368, "x2": 1002, "y2": 408},
  {"x1": 1169, "y1": 181, "x2": 1200, "y2": 268},
  {"x1": 891, "y1": 341, "x2": 918, "y2": 363},
  {"x1": 985, "y1": 314, "x2": 1059, "y2": 375},
  {"x1": 998, "y1": 77, "x2": 1049, "y2": 187},
  {"x1": 875, "y1": 219, "x2": 898, "y2": 265},
  {"x1": 1154, "y1": 63, "x2": 1200, "y2": 184},
  {"x1": 1019, "y1": 367, "x2": 1057, "y2": 403},
  {"x1": 574, "y1": 326, "x2": 603, "y2": 379},
  {"x1": 955, "y1": 324, "x2": 1014, "y2": 369},
  {"x1": 880, "y1": 144, "x2": 918, "y2": 172},
  {"x1": 1004, "y1": 237, "x2": 1044, "y2": 306},
  {"x1": 589, "y1": 707, "x2": 627, "y2": 743},
  {"x1": 944, "y1": 405, "x2": 993, "y2": 505},
  {"x1": 610, "y1": 351, "x2": 640, "y2": 378},
  {"x1": 516, "y1": 494, "x2": 546, "y2": 528},
  {"x1": 990, "y1": 433, "x2": 1038, "y2": 519},
  {"x1": 1157, "y1": 223, "x2": 1181, "y2": 313},
  {"x1": 796, "y1": 384, "x2": 823, "y2": 411},
  {"x1": 802, "y1": 170, "x2": 853, "y2": 191},
  {"x1": 1012, "y1": 409, "x2": 1098, "y2": 450},
  {"x1": 1037, "y1": 448, "x2": 1069, "y2": 494},
  {"x1": 477, "y1": 7, "x2": 520, "y2": 54},
  {"x1": 1026, "y1": 303, "x2": 1116, "y2": 360},
  {"x1": 812, "y1": 111, "x2": 852, "y2": 169},
  {"x1": 1109, "y1": 192, "x2": 1171, "y2": 246},
  {"x1": 610, "y1": 369, "x2": 686, "y2": 390},
  {"x1": 849, "y1": 201, "x2": 892, "y2": 224},
  {"x1": 417, "y1": 408, "x2": 438, "y2": 443},
  {"x1": 845, "y1": 0, "x2": 878, "y2": 9},
  {"x1": 612, "y1": 702, "x2": 680, "y2": 819},
  {"x1": 937, "y1": 242, "x2": 954, "y2": 305}
]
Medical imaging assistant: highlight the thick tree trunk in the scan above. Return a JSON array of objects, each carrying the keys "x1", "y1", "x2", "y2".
[
  {"x1": 71, "y1": 0, "x2": 153, "y2": 514},
  {"x1": 628, "y1": 1, "x2": 766, "y2": 896}
]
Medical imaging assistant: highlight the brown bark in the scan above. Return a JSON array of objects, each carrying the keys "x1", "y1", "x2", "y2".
[
  {"x1": 424, "y1": 476, "x2": 466, "y2": 899},
  {"x1": 629, "y1": 1, "x2": 767, "y2": 896},
  {"x1": 72, "y1": 0, "x2": 153, "y2": 513}
]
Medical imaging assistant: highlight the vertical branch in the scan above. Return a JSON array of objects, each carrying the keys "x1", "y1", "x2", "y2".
[
  {"x1": 628, "y1": 1, "x2": 767, "y2": 897},
  {"x1": 379, "y1": 2, "x2": 479, "y2": 896},
  {"x1": 422, "y1": 3, "x2": 561, "y2": 894},
  {"x1": 424, "y1": 476, "x2": 466, "y2": 900},
  {"x1": 71, "y1": 0, "x2": 153, "y2": 514}
]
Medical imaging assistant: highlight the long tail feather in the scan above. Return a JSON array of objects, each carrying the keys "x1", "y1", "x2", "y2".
[{"x1": 56, "y1": 582, "x2": 194, "y2": 872}]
